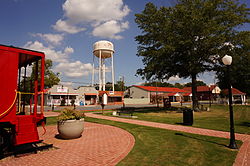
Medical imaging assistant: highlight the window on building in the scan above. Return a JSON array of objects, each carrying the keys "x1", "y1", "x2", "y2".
[
  {"x1": 85, "y1": 95, "x2": 91, "y2": 100},
  {"x1": 108, "y1": 97, "x2": 122, "y2": 102},
  {"x1": 69, "y1": 95, "x2": 76, "y2": 99},
  {"x1": 52, "y1": 95, "x2": 60, "y2": 99}
]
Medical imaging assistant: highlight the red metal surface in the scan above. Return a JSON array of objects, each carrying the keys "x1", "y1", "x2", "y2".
[
  {"x1": 0, "y1": 45, "x2": 46, "y2": 146},
  {"x1": 15, "y1": 115, "x2": 39, "y2": 145},
  {"x1": 0, "y1": 49, "x2": 18, "y2": 122},
  {"x1": 34, "y1": 80, "x2": 38, "y2": 117}
]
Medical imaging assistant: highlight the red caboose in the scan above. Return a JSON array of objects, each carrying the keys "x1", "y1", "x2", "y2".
[{"x1": 0, "y1": 45, "x2": 46, "y2": 155}]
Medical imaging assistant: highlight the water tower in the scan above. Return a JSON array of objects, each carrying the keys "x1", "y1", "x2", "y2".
[{"x1": 92, "y1": 40, "x2": 115, "y2": 92}]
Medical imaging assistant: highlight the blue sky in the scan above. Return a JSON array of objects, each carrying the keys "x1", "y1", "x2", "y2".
[{"x1": 1, "y1": 0, "x2": 249, "y2": 87}]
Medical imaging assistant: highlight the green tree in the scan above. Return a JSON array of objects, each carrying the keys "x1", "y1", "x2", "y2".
[
  {"x1": 21, "y1": 59, "x2": 60, "y2": 91},
  {"x1": 174, "y1": 83, "x2": 184, "y2": 89},
  {"x1": 101, "y1": 81, "x2": 127, "y2": 91},
  {"x1": 43, "y1": 59, "x2": 60, "y2": 88},
  {"x1": 115, "y1": 80, "x2": 126, "y2": 91},
  {"x1": 135, "y1": 1, "x2": 249, "y2": 110},
  {"x1": 216, "y1": 34, "x2": 250, "y2": 95},
  {"x1": 184, "y1": 80, "x2": 206, "y2": 87},
  {"x1": 142, "y1": 81, "x2": 174, "y2": 87}
]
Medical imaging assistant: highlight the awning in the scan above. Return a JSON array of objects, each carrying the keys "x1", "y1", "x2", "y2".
[
  {"x1": 84, "y1": 93, "x2": 98, "y2": 96},
  {"x1": 50, "y1": 93, "x2": 78, "y2": 95},
  {"x1": 168, "y1": 93, "x2": 180, "y2": 96}
]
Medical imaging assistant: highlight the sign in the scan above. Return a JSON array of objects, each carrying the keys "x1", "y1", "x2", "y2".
[
  {"x1": 103, "y1": 93, "x2": 108, "y2": 105},
  {"x1": 57, "y1": 86, "x2": 68, "y2": 93}
]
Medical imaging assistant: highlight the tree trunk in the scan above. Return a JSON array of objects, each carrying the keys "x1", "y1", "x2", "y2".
[{"x1": 191, "y1": 74, "x2": 199, "y2": 111}]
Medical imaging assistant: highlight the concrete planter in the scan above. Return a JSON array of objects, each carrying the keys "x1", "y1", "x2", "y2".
[{"x1": 57, "y1": 118, "x2": 84, "y2": 139}]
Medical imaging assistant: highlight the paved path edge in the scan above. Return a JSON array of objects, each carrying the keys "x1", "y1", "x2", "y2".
[{"x1": 86, "y1": 113, "x2": 250, "y2": 166}]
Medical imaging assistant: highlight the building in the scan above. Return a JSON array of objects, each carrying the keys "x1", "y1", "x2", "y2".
[
  {"x1": 182, "y1": 92, "x2": 192, "y2": 102},
  {"x1": 99, "y1": 91, "x2": 124, "y2": 105},
  {"x1": 46, "y1": 85, "x2": 78, "y2": 106},
  {"x1": 46, "y1": 85, "x2": 124, "y2": 106},
  {"x1": 46, "y1": 85, "x2": 98, "y2": 106},
  {"x1": 182, "y1": 85, "x2": 221, "y2": 101},
  {"x1": 77, "y1": 86, "x2": 98, "y2": 105},
  {"x1": 221, "y1": 88, "x2": 247, "y2": 104},
  {"x1": 182, "y1": 85, "x2": 247, "y2": 104},
  {"x1": 125, "y1": 85, "x2": 188, "y2": 104}
]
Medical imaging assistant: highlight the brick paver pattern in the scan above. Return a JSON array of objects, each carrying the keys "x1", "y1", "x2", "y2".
[
  {"x1": 0, "y1": 122, "x2": 135, "y2": 166},
  {"x1": 86, "y1": 112, "x2": 250, "y2": 166}
]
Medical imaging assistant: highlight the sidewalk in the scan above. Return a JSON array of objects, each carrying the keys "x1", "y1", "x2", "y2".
[
  {"x1": 86, "y1": 112, "x2": 250, "y2": 166},
  {"x1": 0, "y1": 122, "x2": 135, "y2": 166}
]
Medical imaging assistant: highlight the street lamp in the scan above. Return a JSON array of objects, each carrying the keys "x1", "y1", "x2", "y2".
[
  {"x1": 222, "y1": 55, "x2": 237, "y2": 149},
  {"x1": 208, "y1": 85, "x2": 211, "y2": 107}
]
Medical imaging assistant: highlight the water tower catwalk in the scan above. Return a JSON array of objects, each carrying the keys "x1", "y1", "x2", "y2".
[{"x1": 92, "y1": 40, "x2": 115, "y2": 92}]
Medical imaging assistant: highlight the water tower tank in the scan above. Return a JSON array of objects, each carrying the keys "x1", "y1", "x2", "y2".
[{"x1": 93, "y1": 40, "x2": 114, "y2": 58}]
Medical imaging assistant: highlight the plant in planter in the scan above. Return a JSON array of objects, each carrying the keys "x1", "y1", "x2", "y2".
[{"x1": 57, "y1": 108, "x2": 85, "y2": 139}]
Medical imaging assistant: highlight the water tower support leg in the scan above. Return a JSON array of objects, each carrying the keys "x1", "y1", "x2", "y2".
[
  {"x1": 112, "y1": 52, "x2": 115, "y2": 92},
  {"x1": 92, "y1": 56, "x2": 95, "y2": 86},
  {"x1": 99, "y1": 50, "x2": 102, "y2": 91},
  {"x1": 103, "y1": 63, "x2": 105, "y2": 91}
]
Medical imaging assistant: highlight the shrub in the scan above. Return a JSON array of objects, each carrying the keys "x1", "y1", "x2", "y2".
[{"x1": 57, "y1": 108, "x2": 85, "y2": 122}]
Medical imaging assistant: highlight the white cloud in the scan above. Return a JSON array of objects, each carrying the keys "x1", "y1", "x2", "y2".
[
  {"x1": 135, "y1": 82, "x2": 145, "y2": 85},
  {"x1": 62, "y1": 0, "x2": 130, "y2": 23},
  {"x1": 197, "y1": 78, "x2": 205, "y2": 82},
  {"x1": 33, "y1": 33, "x2": 64, "y2": 45},
  {"x1": 20, "y1": 65, "x2": 33, "y2": 78},
  {"x1": 168, "y1": 76, "x2": 181, "y2": 82},
  {"x1": 24, "y1": 41, "x2": 73, "y2": 63},
  {"x1": 61, "y1": 81, "x2": 73, "y2": 86},
  {"x1": 53, "y1": 0, "x2": 130, "y2": 39},
  {"x1": 54, "y1": 61, "x2": 93, "y2": 78},
  {"x1": 53, "y1": 19, "x2": 86, "y2": 34},
  {"x1": 92, "y1": 20, "x2": 129, "y2": 39},
  {"x1": 64, "y1": 46, "x2": 74, "y2": 54},
  {"x1": 24, "y1": 41, "x2": 93, "y2": 79}
]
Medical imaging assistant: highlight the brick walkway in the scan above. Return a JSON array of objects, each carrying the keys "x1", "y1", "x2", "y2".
[
  {"x1": 44, "y1": 111, "x2": 60, "y2": 117},
  {"x1": 86, "y1": 113, "x2": 250, "y2": 166},
  {"x1": 0, "y1": 122, "x2": 135, "y2": 166}
]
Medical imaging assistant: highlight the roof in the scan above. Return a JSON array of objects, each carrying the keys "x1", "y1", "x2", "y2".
[
  {"x1": 99, "y1": 91, "x2": 124, "y2": 97},
  {"x1": 133, "y1": 85, "x2": 187, "y2": 93},
  {"x1": 76, "y1": 86, "x2": 98, "y2": 94},
  {"x1": 84, "y1": 93, "x2": 98, "y2": 96},
  {"x1": 222, "y1": 88, "x2": 246, "y2": 95},
  {"x1": 182, "y1": 85, "x2": 217, "y2": 92},
  {"x1": 167, "y1": 93, "x2": 181, "y2": 96},
  {"x1": 47, "y1": 85, "x2": 79, "y2": 94},
  {"x1": 183, "y1": 92, "x2": 192, "y2": 96},
  {"x1": 47, "y1": 93, "x2": 78, "y2": 95},
  {"x1": 0, "y1": 44, "x2": 45, "y2": 67}
]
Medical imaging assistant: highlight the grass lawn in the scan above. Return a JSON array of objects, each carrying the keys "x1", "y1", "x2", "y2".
[
  {"x1": 87, "y1": 117, "x2": 241, "y2": 166},
  {"x1": 46, "y1": 116, "x2": 241, "y2": 166},
  {"x1": 105, "y1": 104, "x2": 250, "y2": 134}
]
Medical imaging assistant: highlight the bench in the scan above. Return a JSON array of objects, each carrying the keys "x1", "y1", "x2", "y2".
[{"x1": 117, "y1": 107, "x2": 135, "y2": 117}]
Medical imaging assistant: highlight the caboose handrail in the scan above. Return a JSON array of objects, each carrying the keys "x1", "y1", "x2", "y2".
[
  {"x1": 0, "y1": 90, "x2": 18, "y2": 118},
  {"x1": 40, "y1": 91, "x2": 44, "y2": 115},
  {"x1": 0, "y1": 90, "x2": 44, "y2": 117},
  {"x1": 17, "y1": 92, "x2": 35, "y2": 95},
  {"x1": 16, "y1": 91, "x2": 45, "y2": 115}
]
